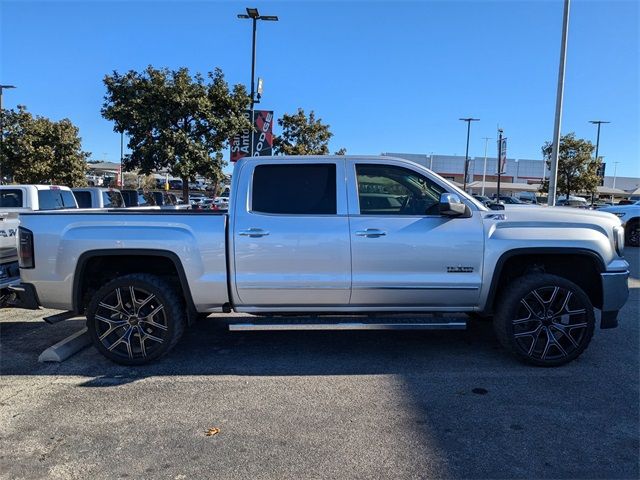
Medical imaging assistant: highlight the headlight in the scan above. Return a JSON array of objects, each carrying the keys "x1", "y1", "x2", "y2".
[
  {"x1": 613, "y1": 226, "x2": 625, "y2": 256},
  {"x1": 614, "y1": 212, "x2": 625, "y2": 218}
]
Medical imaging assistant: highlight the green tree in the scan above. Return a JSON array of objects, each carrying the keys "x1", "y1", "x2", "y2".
[
  {"x1": 540, "y1": 133, "x2": 600, "y2": 199},
  {"x1": 1, "y1": 105, "x2": 89, "y2": 186},
  {"x1": 102, "y1": 66, "x2": 250, "y2": 200},
  {"x1": 273, "y1": 108, "x2": 344, "y2": 155}
]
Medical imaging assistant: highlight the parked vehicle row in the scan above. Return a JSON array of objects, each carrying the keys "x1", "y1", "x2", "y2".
[{"x1": 12, "y1": 155, "x2": 630, "y2": 368}]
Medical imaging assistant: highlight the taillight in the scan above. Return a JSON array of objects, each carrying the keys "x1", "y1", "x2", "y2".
[{"x1": 18, "y1": 227, "x2": 35, "y2": 269}]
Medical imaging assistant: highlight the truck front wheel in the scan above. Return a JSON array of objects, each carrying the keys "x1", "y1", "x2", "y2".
[
  {"x1": 626, "y1": 219, "x2": 639, "y2": 247},
  {"x1": 493, "y1": 274, "x2": 595, "y2": 367},
  {"x1": 86, "y1": 274, "x2": 185, "y2": 365}
]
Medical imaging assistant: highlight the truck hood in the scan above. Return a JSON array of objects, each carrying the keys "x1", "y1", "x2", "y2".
[{"x1": 484, "y1": 205, "x2": 622, "y2": 231}]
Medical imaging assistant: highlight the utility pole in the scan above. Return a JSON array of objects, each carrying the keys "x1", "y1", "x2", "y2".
[
  {"x1": 547, "y1": 0, "x2": 571, "y2": 206},
  {"x1": 0, "y1": 84, "x2": 17, "y2": 185},
  {"x1": 589, "y1": 120, "x2": 610, "y2": 204},
  {"x1": 459, "y1": 117, "x2": 480, "y2": 190},
  {"x1": 237, "y1": 7, "x2": 278, "y2": 156},
  {"x1": 481, "y1": 137, "x2": 490, "y2": 196},
  {"x1": 497, "y1": 129, "x2": 504, "y2": 200},
  {"x1": 120, "y1": 131, "x2": 124, "y2": 187}
]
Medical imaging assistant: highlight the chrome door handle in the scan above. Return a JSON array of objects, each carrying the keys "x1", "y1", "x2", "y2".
[
  {"x1": 238, "y1": 228, "x2": 270, "y2": 238},
  {"x1": 355, "y1": 229, "x2": 386, "y2": 238}
]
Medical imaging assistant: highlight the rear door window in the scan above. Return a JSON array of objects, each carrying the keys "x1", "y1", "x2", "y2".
[
  {"x1": 38, "y1": 189, "x2": 78, "y2": 210},
  {"x1": 0, "y1": 189, "x2": 23, "y2": 208},
  {"x1": 73, "y1": 191, "x2": 92, "y2": 208},
  {"x1": 252, "y1": 164, "x2": 337, "y2": 214}
]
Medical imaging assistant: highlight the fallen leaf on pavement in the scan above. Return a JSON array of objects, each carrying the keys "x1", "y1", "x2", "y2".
[{"x1": 205, "y1": 427, "x2": 220, "y2": 437}]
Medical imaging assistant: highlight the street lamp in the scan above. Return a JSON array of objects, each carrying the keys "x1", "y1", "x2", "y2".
[
  {"x1": 237, "y1": 7, "x2": 278, "y2": 156},
  {"x1": 589, "y1": 120, "x2": 610, "y2": 205},
  {"x1": 481, "y1": 137, "x2": 491, "y2": 196},
  {"x1": 0, "y1": 84, "x2": 17, "y2": 185},
  {"x1": 459, "y1": 117, "x2": 479, "y2": 190}
]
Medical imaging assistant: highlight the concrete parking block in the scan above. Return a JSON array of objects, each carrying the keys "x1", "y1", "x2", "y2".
[{"x1": 38, "y1": 326, "x2": 91, "y2": 363}]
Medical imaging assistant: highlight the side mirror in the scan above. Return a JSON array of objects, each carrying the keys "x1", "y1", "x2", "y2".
[
  {"x1": 439, "y1": 193, "x2": 470, "y2": 217},
  {"x1": 488, "y1": 202, "x2": 505, "y2": 211}
]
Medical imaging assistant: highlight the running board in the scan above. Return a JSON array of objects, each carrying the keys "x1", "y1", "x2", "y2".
[{"x1": 229, "y1": 321, "x2": 466, "y2": 331}]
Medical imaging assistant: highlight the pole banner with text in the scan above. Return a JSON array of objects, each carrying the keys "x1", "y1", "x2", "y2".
[
  {"x1": 498, "y1": 137, "x2": 508, "y2": 174},
  {"x1": 252, "y1": 110, "x2": 274, "y2": 157},
  {"x1": 230, "y1": 110, "x2": 252, "y2": 162}
]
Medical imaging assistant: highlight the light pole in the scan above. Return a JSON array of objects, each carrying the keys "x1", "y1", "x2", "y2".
[
  {"x1": 589, "y1": 120, "x2": 610, "y2": 204},
  {"x1": 547, "y1": 0, "x2": 571, "y2": 206},
  {"x1": 459, "y1": 117, "x2": 480, "y2": 190},
  {"x1": 120, "y1": 131, "x2": 124, "y2": 187},
  {"x1": 481, "y1": 137, "x2": 490, "y2": 196},
  {"x1": 237, "y1": 7, "x2": 278, "y2": 156},
  {"x1": 0, "y1": 84, "x2": 17, "y2": 184}
]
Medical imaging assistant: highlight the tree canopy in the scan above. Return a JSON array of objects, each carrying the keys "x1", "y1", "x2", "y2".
[
  {"x1": 273, "y1": 108, "x2": 344, "y2": 155},
  {"x1": 1, "y1": 105, "x2": 89, "y2": 186},
  {"x1": 540, "y1": 133, "x2": 600, "y2": 199},
  {"x1": 102, "y1": 66, "x2": 250, "y2": 199}
]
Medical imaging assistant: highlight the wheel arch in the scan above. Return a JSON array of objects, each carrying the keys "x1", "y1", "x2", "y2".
[
  {"x1": 484, "y1": 248, "x2": 605, "y2": 314},
  {"x1": 73, "y1": 249, "x2": 196, "y2": 315}
]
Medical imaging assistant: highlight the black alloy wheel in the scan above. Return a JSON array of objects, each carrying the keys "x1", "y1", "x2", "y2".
[
  {"x1": 87, "y1": 274, "x2": 185, "y2": 365},
  {"x1": 494, "y1": 274, "x2": 595, "y2": 366}
]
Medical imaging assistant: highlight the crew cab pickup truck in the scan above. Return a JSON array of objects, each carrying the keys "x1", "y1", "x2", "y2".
[{"x1": 14, "y1": 156, "x2": 630, "y2": 366}]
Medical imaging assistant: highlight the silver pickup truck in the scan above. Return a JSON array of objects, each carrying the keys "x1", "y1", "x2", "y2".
[{"x1": 14, "y1": 156, "x2": 630, "y2": 366}]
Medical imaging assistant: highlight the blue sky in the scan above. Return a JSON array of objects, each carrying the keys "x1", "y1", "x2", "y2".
[{"x1": 1, "y1": 0, "x2": 638, "y2": 177}]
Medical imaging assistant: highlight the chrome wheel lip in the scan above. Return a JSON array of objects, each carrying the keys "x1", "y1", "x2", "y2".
[
  {"x1": 512, "y1": 286, "x2": 588, "y2": 362},
  {"x1": 94, "y1": 286, "x2": 168, "y2": 361}
]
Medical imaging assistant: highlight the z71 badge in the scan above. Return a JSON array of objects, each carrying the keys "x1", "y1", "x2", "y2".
[{"x1": 447, "y1": 266, "x2": 474, "y2": 273}]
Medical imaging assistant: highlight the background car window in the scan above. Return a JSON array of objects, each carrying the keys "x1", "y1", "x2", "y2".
[
  {"x1": 356, "y1": 164, "x2": 445, "y2": 215},
  {"x1": 102, "y1": 191, "x2": 124, "y2": 207},
  {"x1": 252, "y1": 164, "x2": 337, "y2": 214},
  {"x1": 38, "y1": 189, "x2": 78, "y2": 210},
  {"x1": 0, "y1": 189, "x2": 23, "y2": 208},
  {"x1": 73, "y1": 191, "x2": 92, "y2": 208}
]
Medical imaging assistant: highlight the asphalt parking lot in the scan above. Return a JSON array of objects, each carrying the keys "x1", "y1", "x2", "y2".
[{"x1": 1, "y1": 248, "x2": 638, "y2": 480}]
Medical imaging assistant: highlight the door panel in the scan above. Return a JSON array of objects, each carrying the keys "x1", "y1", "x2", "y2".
[
  {"x1": 348, "y1": 161, "x2": 484, "y2": 307},
  {"x1": 349, "y1": 214, "x2": 484, "y2": 306},
  {"x1": 232, "y1": 159, "x2": 351, "y2": 307}
]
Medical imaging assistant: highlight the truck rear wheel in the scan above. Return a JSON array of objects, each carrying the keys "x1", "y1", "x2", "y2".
[
  {"x1": 86, "y1": 274, "x2": 185, "y2": 365},
  {"x1": 493, "y1": 273, "x2": 595, "y2": 367}
]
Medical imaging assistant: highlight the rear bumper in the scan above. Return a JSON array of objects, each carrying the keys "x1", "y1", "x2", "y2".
[
  {"x1": 600, "y1": 270, "x2": 630, "y2": 328},
  {"x1": 8, "y1": 283, "x2": 40, "y2": 310},
  {"x1": 0, "y1": 261, "x2": 20, "y2": 290}
]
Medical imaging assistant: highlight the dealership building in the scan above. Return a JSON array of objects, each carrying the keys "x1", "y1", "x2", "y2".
[{"x1": 384, "y1": 152, "x2": 639, "y2": 199}]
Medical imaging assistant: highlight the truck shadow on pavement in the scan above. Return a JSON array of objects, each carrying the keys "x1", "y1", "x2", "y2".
[{"x1": 1, "y1": 315, "x2": 511, "y2": 382}]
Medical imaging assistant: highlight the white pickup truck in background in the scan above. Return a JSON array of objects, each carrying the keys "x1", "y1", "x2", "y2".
[
  {"x1": 72, "y1": 187, "x2": 125, "y2": 209},
  {"x1": 601, "y1": 201, "x2": 640, "y2": 247},
  {"x1": 14, "y1": 156, "x2": 630, "y2": 367},
  {"x1": 0, "y1": 185, "x2": 78, "y2": 303}
]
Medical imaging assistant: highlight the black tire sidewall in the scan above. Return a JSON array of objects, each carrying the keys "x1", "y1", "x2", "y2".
[
  {"x1": 87, "y1": 274, "x2": 185, "y2": 365},
  {"x1": 494, "y1": 273, "x2": 595, "y2": 367}
]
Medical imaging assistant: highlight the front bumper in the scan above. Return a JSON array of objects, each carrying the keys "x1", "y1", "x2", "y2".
[{"x1": 600, "y1": 270, "x2": 630, "y2": 328}]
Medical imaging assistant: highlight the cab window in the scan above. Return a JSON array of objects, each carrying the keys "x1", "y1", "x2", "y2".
[
  {"x1": 356, "y1": 164, "x2": 445, "y2": 215},
  {"x1": 252, "y1": 164, "x2": 337, "y2": 215}
]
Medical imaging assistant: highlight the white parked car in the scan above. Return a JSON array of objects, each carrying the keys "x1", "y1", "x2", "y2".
[{"x1": 600, "y1": 201, "x2": 640, "y2": 247}]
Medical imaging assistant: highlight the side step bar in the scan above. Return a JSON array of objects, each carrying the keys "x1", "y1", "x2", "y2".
[
  {"x1": 43, "y1": 310, "x2": 77, "y2": 325},
  {"x1": 229, "y1": 321, "x2": 466, "y2": 331}
]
